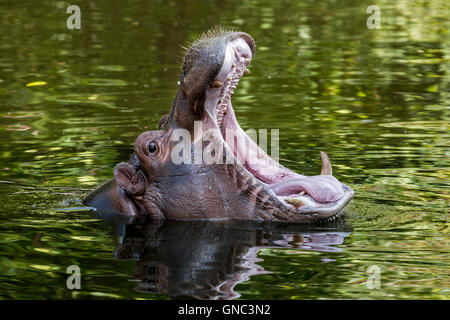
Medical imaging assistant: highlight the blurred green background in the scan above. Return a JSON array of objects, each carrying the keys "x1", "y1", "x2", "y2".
[{"x1": 0, "y1": 0, "x2": 448, "y2": 299}]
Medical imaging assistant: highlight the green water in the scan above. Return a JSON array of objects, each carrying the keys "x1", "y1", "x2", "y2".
[{"x1": 0, "y1": 0, "x2": 448, "y2": 299}]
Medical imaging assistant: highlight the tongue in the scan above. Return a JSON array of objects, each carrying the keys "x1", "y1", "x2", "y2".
[{"x1": 269, "y1": 176, "x2": 345, "y2": 203}]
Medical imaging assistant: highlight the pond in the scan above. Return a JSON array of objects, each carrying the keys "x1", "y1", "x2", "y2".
[{"x1": 0, "y1": 0, "x2": 448, "y2": 299}]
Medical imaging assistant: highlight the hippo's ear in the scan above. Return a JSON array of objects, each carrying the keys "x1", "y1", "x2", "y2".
[{"x1": 114, "y1": 163, "x2": 146, "y2": 196}]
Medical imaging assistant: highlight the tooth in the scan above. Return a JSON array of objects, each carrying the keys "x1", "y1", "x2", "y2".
[
  {"x1": 320, "y1": 151, "x2": 332, "y2": 175},
  {"x1": 244, "y1": 68, "x2": 250, "y2": 75},
  {"x1": 285, "y1": 198, "x2": 305, "y2": 208},
  {"x1": 211, "y1": 81, "x2": 224, "y2": 88},
  {"x1": 243, "y1": 58, "x2": 251, "y2": 64},
  {"x1": 299, "y1": 191, "x2": 305, "y2": 196}
]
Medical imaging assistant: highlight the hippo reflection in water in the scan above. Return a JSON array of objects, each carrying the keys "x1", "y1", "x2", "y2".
[
  {"x1": 100, "y1": 212, "x2": 351, "y2": 299},
  {"x1": 84, "y1": 30, "x2": 354, "y2": 223}
]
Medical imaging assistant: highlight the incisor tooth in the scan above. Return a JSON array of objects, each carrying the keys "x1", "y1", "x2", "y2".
[
  {"x1": 211, "y1": 81, "x2": 224, "y2": 88},
  {"x1": 244, "y1": 68, "x2": 250, "y2": 75},
  {"x1": 320, "y1": 151, "x2": 332, "y2": 175},
  {"x1": 243, "y1": 58, "x2": 251, "y2": 64}
]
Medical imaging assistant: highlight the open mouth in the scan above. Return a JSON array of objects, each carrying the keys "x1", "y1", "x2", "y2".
[{"x1": 202, "y1": 36, "x2": 353, "y2": 217}]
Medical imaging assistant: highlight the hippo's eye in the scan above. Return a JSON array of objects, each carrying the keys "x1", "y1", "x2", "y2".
[{"x1": 148, "y1": 141, "x2": 157, "y2": 154}]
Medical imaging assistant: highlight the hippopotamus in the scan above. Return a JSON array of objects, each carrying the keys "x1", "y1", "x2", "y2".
[
  {"x1": 84, "y1": 30, "x2": 354, "y2": 223},
  {"x1": 111, "y1": 218, "x2": 352, "y2": 299}
]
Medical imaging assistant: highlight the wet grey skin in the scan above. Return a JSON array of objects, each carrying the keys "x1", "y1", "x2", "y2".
[{"x1": 84, "y1": 30, "x2": 354, "y2": 223}]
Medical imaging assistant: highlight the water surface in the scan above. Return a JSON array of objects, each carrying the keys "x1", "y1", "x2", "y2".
[{"x1": 0, "y1": 0, "x2": 448, "y2": 299}]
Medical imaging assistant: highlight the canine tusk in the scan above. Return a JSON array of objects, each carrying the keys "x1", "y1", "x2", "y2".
[{"x1": 320, "y1": 151, "x2": 332, "y2": 175}]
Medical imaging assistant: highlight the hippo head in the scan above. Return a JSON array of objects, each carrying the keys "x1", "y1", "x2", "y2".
[{"x1": 107, "y1": 30, "x2": 353, "y2": 223}]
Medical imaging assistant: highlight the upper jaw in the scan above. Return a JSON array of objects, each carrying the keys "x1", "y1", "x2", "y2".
[
  {"x1": 198, "y1": 33, "x2": 353, "y2": 220},
  {"x1": 215, "y1": 36, "x2": 253, "y2": 83},
  {"x1": 176, "y1": 31, "x2": 255, "y2": 128}
]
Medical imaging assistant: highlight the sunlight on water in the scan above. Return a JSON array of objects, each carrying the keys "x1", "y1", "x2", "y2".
[{"x1": 0, "y1": 0, "x2": 448, "y2": 299}]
